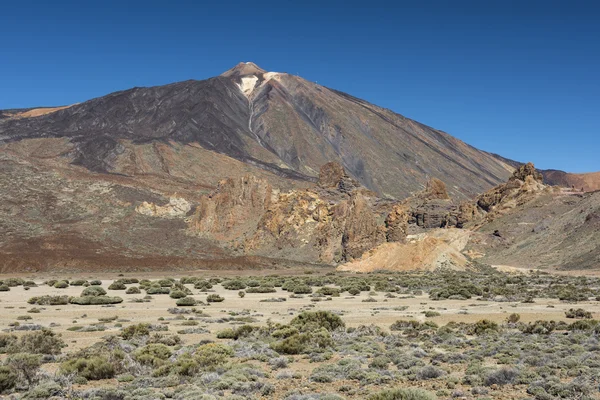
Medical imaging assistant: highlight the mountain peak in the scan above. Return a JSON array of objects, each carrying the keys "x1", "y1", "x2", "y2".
[{"x1": 221, "y1": 62, "x2": 267, "y2": 77}]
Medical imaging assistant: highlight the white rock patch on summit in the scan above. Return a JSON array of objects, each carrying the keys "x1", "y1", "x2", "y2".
[
  {"x1": 237, "y1": 75, "x2": 259, "y2": 97},
  {"x1": 263, "y1": 72, "x2": 281, "y2": 82}
]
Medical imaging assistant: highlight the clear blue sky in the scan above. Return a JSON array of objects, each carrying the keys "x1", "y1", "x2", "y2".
[{"x1": 1, "y1": 0, "x2": 598, "y2": 172}]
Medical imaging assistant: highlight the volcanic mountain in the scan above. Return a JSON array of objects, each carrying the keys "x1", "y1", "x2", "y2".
[
  {"x1": 2, "y1": 62, "x2": 596, "y2": 272},
  {"x1": 0, "y1": 62, "x2": 515, "y2": 200}
]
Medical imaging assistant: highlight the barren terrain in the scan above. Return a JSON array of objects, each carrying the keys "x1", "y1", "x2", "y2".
[{"x1": 1, "y1": 268, "x2": 599, "y2": 399}]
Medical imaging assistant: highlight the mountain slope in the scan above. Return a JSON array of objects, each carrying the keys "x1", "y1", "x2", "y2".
[
  {"x1": 0, "y1": 62, "x2": 514, "y2": 199},
  {"x1": 467, "y1": 189, "x2": 600, "y2": 270}
]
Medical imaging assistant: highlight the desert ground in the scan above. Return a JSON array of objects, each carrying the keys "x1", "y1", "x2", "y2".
[{"x1": 1, "y1": 267, "x2": 599, "y2": 399}]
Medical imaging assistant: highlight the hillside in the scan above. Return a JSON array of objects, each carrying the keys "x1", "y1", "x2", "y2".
[{"x1": 0, "y1": 62, "x2": 514, "y2": 200}]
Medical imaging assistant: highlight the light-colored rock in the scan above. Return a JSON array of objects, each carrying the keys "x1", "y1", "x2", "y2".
[{"x1": 136, "y1": 196, "x2": 191, "y2": 218}]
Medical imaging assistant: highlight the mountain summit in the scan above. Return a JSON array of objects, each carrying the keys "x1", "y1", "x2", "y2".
[{"x1": 221, "y1": 61, "x2": 267, "y2": 77}]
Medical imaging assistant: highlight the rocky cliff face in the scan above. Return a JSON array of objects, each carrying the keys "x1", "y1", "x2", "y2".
[
  {"x1": 190, "y1": 176, "x2": 273, "y2": 240},
  {"x1": 187, "y1": 162, "x2": 404, "y2": 264}
]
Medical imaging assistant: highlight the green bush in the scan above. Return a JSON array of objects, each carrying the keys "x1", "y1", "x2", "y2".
[
  {"x1": 290, "y1": 284, "x2": 312, "y2": 294},
  {"x1": 317, "y1": 287, "x2": 341, "y2": 297},
  {"x1": 60, "y1": 356, "x2": 115, "y2": 380},
  {"x1": 245, "y1": 286, "x2": 277, "y2": 293},
  {"x1": 147, "y1": 333, "x2": 181, "y2": 346},
  {"x1": 70, "y1": 280, "x2": 87, "y2": 286},
  {"x1": 126, "y1": 286, "x2": 141, "y2": 294},
  {"x1": 291, "y1": 311, "x2": 345, "y2": 332},
  {"x1": 69, "y1": 296, "x2": 123, "y2": 305},
  {"x1": 416, "y1": 365, "x2": 445, "y2": 380},
  {"x1": 195, "y1": 343, "x2": 233, "y2": 369},
  {"x1": 484, "y1": 368, "x2": 519, "y2": 386},
  {"x1": 0, "y1": 285, "x2": 9, "y2": 292},
  {"x1": 469, "y1": 319, "x2": 500, "y2": 335},
  {"x1": 568, "y1": 319, "x2": 599, "y2": 332},
  {"x1": 121, "y1": 323, "x2": 150, "y2": 340},
  {"x1": 4, "y1": 278, "x2": 24, "y2": 287},
  {"x1": 216, "y1": 325, "x2": 255, "y2": 340},
  {"x1": 271, "y1": 333, "x2": 311, "y2": 355},
  {"x1": 21, "y1": 380, "x2": 62, "y2": 399},
  {"x1": 146, "y1": 287, "x2": 171, "y2": 295},
  {"x1": 519, "y1": 320, "x2": 559, "y2": 334},
  {"x1": 157, "y1": 279, "x2": 174, "y2": 287},
  {"x1": 430, "y1": 284, "x2": 482, "y2": 300},
  {"x1": 169, "y1": 290, "x2": 187, "y2": 299},
  {"x1": 17, "y1": 329, "x2": 65, "y2": 355},
  {"x1": 89, "y1": 280, "x2": 102, "y2": 286},
  {"x1": 108, "y1": 281, "x2": 126, "y2": 290},
  {"x1": 27, "y1": 295, "x2": 69, "y2": 305},
  {"x1": 222, "y1": 280, "x2": 246, "y2": 290},
  {"x1": 390, "y1": 320, "x2": 438, "y2": 332},
  {"x1": 0, "y1": 366, "x2": 17, "y2": 393},
  {"x1": 7, "y1": 353, "x2": 42, "y2": 386},
  {"x1": 369, "y1": 356, "x2": 391, "y2": 370},
  {"x1": 206, "y1": 294, "x2": 224, "y2": 303},
  {"x1": 368, "y1": 388, "x2": 437, "y2": 400},
  {"x1": 423, "y1": 311, "x2": 440, "y2": 318},
  {"x1": 81, "y1": 286, "x2": 107, "y2": 297},
  {"x1": 194, "y1": 280, "x2": 213, "y2": 290},
  {"x1": 0, "y1": 334, "x2": 17, "y2": 353},
  {"x1": 507, "y1": 313, "x2": 521, "y2": 323},
  {"x1": 0, "y1": 330, "x2": 64, "y2": 355},
  {"x1": 118, "y1": 278, "x2": 139, "y2": 284},
  {"x1": 53, "y1": 281, "x2": 69, "y2": 289},
  {"x1": 176, "y1": 297, "x2": 196, "y2": 306},
  {"x1": 134, "y1": 344, "x2": 172, "y2": 367},
  {"x1": 565, "y1": 308, "x2": 593, "y2": 319}
]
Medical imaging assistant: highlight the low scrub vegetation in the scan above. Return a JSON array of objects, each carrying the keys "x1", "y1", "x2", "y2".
[{"x1": 1, "y1": 268, "x2": 600, "y2": 399}]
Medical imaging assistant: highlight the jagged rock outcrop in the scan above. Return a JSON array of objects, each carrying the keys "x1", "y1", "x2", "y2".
[
  {"x1": 406, "y1": 178, "x2": 457, "y2": 229},
  {"x1": 385, "y1": 204, "x2": 409, "y2": 242},
  {"x1": 245, "y1": 189, "x2": 387, "y2": 263},
  {"x1": 419, "y1": 177, "x2": 450, "y2": 200},
  {"x1": 409, "y1": 200, "x2": 457, "y2": 229},
  {"x1": 190, "y1": 176, "x2": 273, "y2": 239},
  {"x1": 461, "y1": 162, "x2": 550, "y2": 227},
  {"x1": 341, "y1": 193, "x2": 386, "y2": 260},
  {"x1": 318, "y1": 162, "x2": 361, "y2": 194},
  {"x1": 187, "y1": 162, "x2": 404, "y2": 264},
  {"x1": 511, "y1": 162, "x2": 543, "y2": 183}
]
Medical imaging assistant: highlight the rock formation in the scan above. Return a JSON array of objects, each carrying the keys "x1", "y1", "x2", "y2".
[
  {"x1": 405, "y1": 178, "x2": 458, "y2": 229},
  {"x1": 186, "y1": 162, "x2": 406, "y2": 264},
  {"x1": 385, "y1": 204, "x2": 409, "y2": 242},
  {"x1": 471, "y1": 162, "x2": 548, "y2": 224},
  {"x1": 190, "y1": 176, "x2": 273, "y2": 240},
  {"x1": 318, "y1": 162, "x2": 362, "y2": 194},
  {"x1": 136, "y1": 196, "x2": 191, "y2": 218}
]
